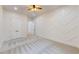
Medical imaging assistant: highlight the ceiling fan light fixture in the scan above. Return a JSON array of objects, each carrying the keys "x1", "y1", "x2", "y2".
[{"x1": 28, "y1": 5, "x2": 42, "y2": 12}]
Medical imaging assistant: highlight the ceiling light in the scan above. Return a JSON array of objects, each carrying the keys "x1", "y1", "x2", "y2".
[{"x1": 14, "y1": 7, "x2": 18, "y2": 10}]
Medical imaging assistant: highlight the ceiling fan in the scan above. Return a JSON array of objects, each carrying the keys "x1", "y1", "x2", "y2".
[{"x1": 28, "y1": 5, "x2": 42, "y2": 12}]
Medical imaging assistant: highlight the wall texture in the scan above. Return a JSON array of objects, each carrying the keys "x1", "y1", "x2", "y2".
[
  {"x1": 35, "y1": 6, "x2": 79, "y2": 48},
  {"x1": 2, "y1": 9, "x2": 28, "y2": 44},
  {"x1": 0, "y1": 6, "x2": 4, "y2": 48}
]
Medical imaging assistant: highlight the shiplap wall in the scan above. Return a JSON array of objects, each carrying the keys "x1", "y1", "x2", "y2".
[
  {"x1": 0, "y1": 6, "x2": 4, "y2": 48},
  {"x1": 3, "y1": 10, "x2": 28, "y2": 40},
  {"x1": 35, "y1": 6, "x2": 79, "y2": 48}
]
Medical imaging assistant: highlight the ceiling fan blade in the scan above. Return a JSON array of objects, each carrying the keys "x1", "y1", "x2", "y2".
[
  {"x1": 28, "y1": 8, "x2": 31, "y2": 10},
  {"x1": 38, "y1": 7, "x2": 42, "y2": 9}
]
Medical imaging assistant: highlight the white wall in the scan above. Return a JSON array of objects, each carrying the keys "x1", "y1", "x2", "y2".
[
  {"x1": 3, "y1": 9, "x2": 28, "y2": 41},
  {"x1": 0, "y1": 6, "x2": 4, "y2": 48},
  {"x1": 35, "y1": 6, "x2": 79, "y2": 48},
  {"x1": 27, "y1": 21, "x2": 35, "y2": 35}
]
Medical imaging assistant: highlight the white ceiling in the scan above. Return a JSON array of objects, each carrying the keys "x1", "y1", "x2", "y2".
[{"x1": 3, "y1": 5, "x2": 63, "y2": 19}]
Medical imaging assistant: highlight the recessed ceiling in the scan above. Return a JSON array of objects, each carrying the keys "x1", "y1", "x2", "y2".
[{"x1": 3, "y1": 5, "x2": 63, "y2": 19}]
